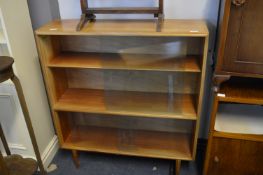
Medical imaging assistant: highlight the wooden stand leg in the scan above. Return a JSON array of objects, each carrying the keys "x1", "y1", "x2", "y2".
[
  {"x1": 11, "y1": 75, "x2": 46, "y2": 175},
  {"x1": 0, "y1": 123, "x2": 11, "y2": 155},
  {"x1": 72, "y1": 150, "x2": 80, "y2": 168},
  {"x1": 156, "y1": 13, "x2": 164, "y2": 32},
  {"x1": 176, "y1": 160, "x2": 181, "y2": 175},
  {"x1": 0, "y1": 152, "x2": 9, "y2": 175},
  {"x1": 76, "y1": 14, "x2": 96, "y2": 31},
  {"x1": 77, "y1": 0, "x2": 88, "y2": 31},
  {"x1": 76, "y1": 14, "x2": 87, "y2": 31}
]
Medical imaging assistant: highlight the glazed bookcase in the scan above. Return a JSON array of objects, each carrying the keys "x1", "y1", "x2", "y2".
[{"x1": 35, "y1": 19, "x2": 209, "y2": 174}]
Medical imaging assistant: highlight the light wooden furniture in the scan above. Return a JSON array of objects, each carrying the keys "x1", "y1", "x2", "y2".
[
  {"x1": 0, "y1": 57, "x2": 46, "y2": 175},
  {"x1": 35, "y1": 19, "x2": 209, "y2": 174},
  {"x1": 76, "y1": 0, "x2": 164, "y2": 31},
  {"x1": 204, "y1": 77, "x2": 263, "y2": 175}
]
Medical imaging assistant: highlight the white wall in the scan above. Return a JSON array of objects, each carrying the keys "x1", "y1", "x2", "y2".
[
  {"x1": 0, "y1": 84, "x2": 35, "y2": 157},
  {"x1": 28, "y1": 0, "x2": 60, "y2": 29},
  {"x1": 57, "y1": 0, "x2": 220, "y2": 138},
  {"x1": 58, "y1": 0, "x2": 217, "y2": 21},
  {"x1": 0, "y1": 0, "x2": 58, "y2": 168}
]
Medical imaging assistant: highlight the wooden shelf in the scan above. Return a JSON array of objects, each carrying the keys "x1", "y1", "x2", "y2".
[
  {"x1": 35, "y1": 19, "x2": 209, "y2": 37},
  {"x1": 48, "y1": 52, "x2": 201, "y2": 72},
  {"x1": 213, "y1": 131, "x2": 263, "y2": 142},
  {"x1": 218, "y1": 77, "x2": 263, "y2": 105},
  {"x1": 63, "y1": 125, "x2": 192, "y2": 160},
  {"x1": 54, "y1": 88, "x2": 197, "y2": 120}
]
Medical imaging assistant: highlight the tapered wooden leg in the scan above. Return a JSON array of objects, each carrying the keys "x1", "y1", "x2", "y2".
[
  {"x1": 72, "y1": 150, "x2": 80, "y2": 168},
  {"x1": 176, "y1": 160, "x2": 181, "y2": 175},
  {"x1": 11, "y1": 75, "x2": 46, "y2": 175}
]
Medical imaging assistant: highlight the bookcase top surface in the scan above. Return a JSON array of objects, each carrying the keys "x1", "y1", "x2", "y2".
[{"x1": 35, "y1": 19, "x2": 209, "y2": 37}]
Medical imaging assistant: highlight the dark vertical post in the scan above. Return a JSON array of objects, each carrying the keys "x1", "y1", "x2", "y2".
[
  {"x1": 77, "y1": 0, "x2": 88, "y2": 31},
  {"x1": 159, "y1": 0, "x2": 164, "y2": 14},
  {"x1": 80, "y1": 0, "x2": 88, "y2": 13},
  {"x1": 156, "y1": 0, "x2": 164, "y2": 32}
]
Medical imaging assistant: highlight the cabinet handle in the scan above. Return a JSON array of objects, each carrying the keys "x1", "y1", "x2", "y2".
[
  {"x1": 232, "y1": 0, "x2": 246, "y2": 6},
  {"x1": 214, "y1": 156, "x2": 220, "y2": 163}
]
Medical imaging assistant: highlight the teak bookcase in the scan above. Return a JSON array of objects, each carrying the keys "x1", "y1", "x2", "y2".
[{"x1": 35, "y1": 19, "x2": 209, "y2": 174}]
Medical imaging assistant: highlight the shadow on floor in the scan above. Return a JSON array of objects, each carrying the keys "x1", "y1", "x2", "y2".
[{"x1": 43, "y1": 144, "x2": 206, "y2": 175}]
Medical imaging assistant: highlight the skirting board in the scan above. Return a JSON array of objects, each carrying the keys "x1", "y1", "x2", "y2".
[{"x1": 42, "y1": 135, "x2": 59, "y2": 169}]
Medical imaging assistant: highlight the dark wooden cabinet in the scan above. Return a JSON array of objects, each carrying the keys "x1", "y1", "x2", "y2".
[
  {"x1": 216, "y1": 0, "x2": 263, "y2": 77},
  {"x1": 207, "y1": 137, "x2": 263, "y2": 175},
  {"x1": 204, "y1": 78, "x2": 263, "y2": 175},
  {"x1": 206, "y1": 1, "x2": 263, "y2": 174}
]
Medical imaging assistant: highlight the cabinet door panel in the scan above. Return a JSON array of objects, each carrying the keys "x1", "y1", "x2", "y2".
[
  {"x1": 223, "y1": 0, "x2": 263, "y2": 75},
  {"x1": 207, "y1": 137, "x2": 263, "y2": 175}
]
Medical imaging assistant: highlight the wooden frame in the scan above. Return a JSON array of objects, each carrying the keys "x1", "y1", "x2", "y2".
[
  {"x1": 0, "y1": 57, "x2": 46, "y2": 175},
  {"x1": 76, "y1": 0, "x2": 164, "y2": 32},
  {"x1": 204, "y1": 77, "x2": 263, "y2": 175},
  {"x1": 205, "y1": 0, "x2": 263, "y2": 173},
  {"x1": 215, "y1": 0, "x2": 263, "y2": 79},
  {"x1": 35, "y1": 19, "x2": 209, "y2": 175}
]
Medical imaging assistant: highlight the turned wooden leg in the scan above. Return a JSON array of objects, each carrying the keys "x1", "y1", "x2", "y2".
[
  {"x1": 72, "y1": 150, "x2": 80, "y2": 168},
  {"x1": 11, "y1": 75, "x2": 46, "y2": 175},
  {"x1": 176, "y1": 160, "x2": 181, "y2": 175},
  {"x1": 0, "y1": 123, "x2": 11, "y2": 155}
]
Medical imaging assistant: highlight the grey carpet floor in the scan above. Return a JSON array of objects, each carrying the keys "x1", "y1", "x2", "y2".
[{"x1": 46, "y1": 144, "x2": 205, "y2": 175}]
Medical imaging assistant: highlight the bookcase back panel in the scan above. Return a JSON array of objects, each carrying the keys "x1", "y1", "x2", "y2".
[
  {"x1": 57, "y1": 111, "x2": 193, "y2": 161},
  {"x1": 59, "y1": 112, "x2": 194, "y2": 134},
  {"x1": 65, "y1": 69, "x2": 199, "y2": 94},
  {"x1": 59, "y1": 36, "x2": 203, "y2": 56}
]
